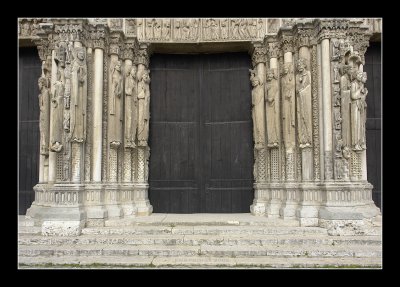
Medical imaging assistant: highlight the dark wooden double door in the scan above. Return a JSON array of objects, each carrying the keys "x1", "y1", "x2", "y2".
[{"x1": 149, "y1": 53, "x2": 254, "y2": 213}]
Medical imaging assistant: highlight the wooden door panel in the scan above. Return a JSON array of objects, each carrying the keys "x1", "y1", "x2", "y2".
[
  {"x1": 149, "y1": 53, "x2": 253, "y2": 213},
  {"x1": 19, "y1": 47, "x2": 41, "y2": 215}
]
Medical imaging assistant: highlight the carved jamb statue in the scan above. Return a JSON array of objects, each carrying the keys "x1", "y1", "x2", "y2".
[{"x1": 137, "y1": 69, "x2": 150, "y2": 147}]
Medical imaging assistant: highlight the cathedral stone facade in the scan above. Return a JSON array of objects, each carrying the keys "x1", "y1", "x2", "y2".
[{"x1": 19, "y1": 18, "x2": 381, "y2": 236}]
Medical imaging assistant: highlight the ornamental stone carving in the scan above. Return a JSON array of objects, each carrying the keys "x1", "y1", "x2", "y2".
[
  {"x1": 267, "y1": 42, "x2": 280, "y2": 59},
  {"x1": 350, "y1": 70, "x2": 367, "y2": 151},
  {"x1": 250, "y1": 69, "x2": 265, "y2": 150},
  {"x1": 252, "y1": 46, "x2": 267, "y2": 66},
  {"x1": 50, "y1": 65, "x2": 64, "y2": 152},
  {"x1": 265, "y1": 69, "x2": 279, "y2": 148},
  {"x1": 137, "y1": 69, "x2": 150, "y2": 147},
  {"x1": 38, "y1": 74, "x2": 50, "y2": 155},
  {"x1": 295, "y1": 58, "x2": 312, "y2": 148},
  {"x1": 125, "y1": 18, "x2": 136, "y2": 37},
  {"x1": 281, "y1": 63, "x2": 295, "y2": 149},
  {"x1": 281, "y1": 35, "x2": 294, "y2": 53},
  {"x1": 124, "y1": 64, "x2": 138, "y2": 148},
  {"x1": 340, "y1": 64, "x2": 352, "y2": 148},
  {"x1": 70, "y1": 47, "x2": 87, "y2": 143}
]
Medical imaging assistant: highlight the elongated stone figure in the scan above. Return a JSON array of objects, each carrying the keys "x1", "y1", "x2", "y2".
[
  {"x1": 295, "y1": 58, "x2": 312, "y2": 148},
  {"x1": 70, "y1": 47, "x2": 87, "y2": 142},
  {"x1": 265, "y1": 69, "x2": 279, "y2": 148},
  {"x1": 250, "y1": 69, "x2": 265, "y2": 150},
  {"x1": 137, "y1": 69, "x2": 150, "y2": 147}
]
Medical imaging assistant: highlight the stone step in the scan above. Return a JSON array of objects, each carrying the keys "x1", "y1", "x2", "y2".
[
  {"x1": 18, "y1": 243, "x2": 382, "y2": 258},
  {"x1": 81, "y1": 225, "x2": 329, "y2": 236},
  {"x1": 18, "y1": 255, "x2": 382, "y2": 268},
  {"x1": 18, "y1": 234, "x2": 382, "y2": 247},
  {"x1": 18, "y1": 226, "x2": 42, "y2": 235},
  {"x1": 18, "y1": 216, "x2": 35, "y2": 227},
  {"x1": 104, "y1": 214, "x2": 300, "y2": 227}
]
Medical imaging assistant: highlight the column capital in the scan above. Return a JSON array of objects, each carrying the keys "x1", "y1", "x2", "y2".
[
  {"x1": 251, "y1": 42, "x2": 267, "y2": 67},
  {"x1": 266, "y1": 41, "x2": 280, "y2": 59},
  {"x1": 294, "y1": 21, "x2": 314, "y2": 49},
  {"x1": 136, "y1": 43, "x2": 151, "y2": 67},
  {"x1": 109, "y1": 31, "x2": 125, "y2": 56},
  {"x1": 347, "y1": 24, "x2": 371, "y2": 64},
  {"x1": 121, "y1": 40, "x2": 138, "y2": 61},
  {"x1": 278, "y1": 30, "x2": 295, "y2": 54},
  {"x1": 88, "y1": 24, "x2": 108, "y2": 50},
  {"x1": 315, "y1": 18, "x2": 349, "y2": 42}
]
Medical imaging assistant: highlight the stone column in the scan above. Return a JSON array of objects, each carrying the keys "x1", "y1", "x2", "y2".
[
  {"x1": 105, "y1": 32, "x2": 124, "y2": 218},
  {"x1": 278, "y1": 34, "x2": 297, "y2": 218},
  {"x1": 321, "y1": 38, "x2": 333, "y2": 181},
  {"x1": 85, "y1": 25, "x2": 108, "y2": 226},
  {"x1": 250, "y1": 42, "x2": 268, "y2": 216},
  {"x1": 48, "y1": 49, "x2": 60, "y2": 184},
  {"x1": 133, "y1": 43, "x2": 153, "y2": 216},
  {"x1": 92, "y1": 45, "x2": 104, "y2": 182}
]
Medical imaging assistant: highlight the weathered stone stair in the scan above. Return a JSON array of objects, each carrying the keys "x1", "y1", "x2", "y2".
[{"x1": 18, "y1": 214, "x2": 382, "y2": 268}]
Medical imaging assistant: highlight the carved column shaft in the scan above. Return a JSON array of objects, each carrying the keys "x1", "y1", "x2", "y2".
[
  {"x1": 321, "y1": 38, "x2": 333, "y2": 180},
  {"x1": 92, "y1": 48, "x2": 104, "y2": 182},
  {"x1": 48, "y1": 49, "x2": 60, "y2": 183}
]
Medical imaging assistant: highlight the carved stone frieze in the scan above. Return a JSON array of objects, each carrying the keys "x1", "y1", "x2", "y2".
[
  {"x1": 136, "y1": 18, "x2": 266, "y2": 42},
  {"x1": 109, "y1": 18, "x2": 123, "y2": 31},
  {"x1": 125, "y1": 18, "x2": 136, "y2": 37},
  {"x1": 19, "y1": 18, "x2": 44, "y2": 38}
]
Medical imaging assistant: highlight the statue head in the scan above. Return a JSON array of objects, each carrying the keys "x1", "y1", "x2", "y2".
[
  {"x1": 266, "y1": 70, "x2": 275, "y2": 81},
  {"x1": 142, "y1": 70, "x2": 150, "y2": 83},
  {"x1": 77, "y1": 49, "x2": 85, "y2": 61},
  {"x1": 251, "y1": 75, "x2": 260, "y2": 87},
  {"x1": 362, "y1": 72, "x2": 367, "y2": 83},
  {"x1": 131, "y1": 65, "x2": 137, "y2": 78},
  {"x1": 283, "y1": 63, "x2": 291, "y2": 75},
  {"x1": 297, "y1": 58, "x2": 307, "y2": 73},
  {"x1": 115, "y1": 60, "x2": 121, "y2": 72},
  {"x1": 38, "y1": 77, "x2": 47, "y2": 91},
  {"x1": 356, "y1": 71, "x2": 363, "y2": 82}
]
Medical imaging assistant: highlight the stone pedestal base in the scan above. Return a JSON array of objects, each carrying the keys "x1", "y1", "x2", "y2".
[
  {"x1": 121, "y1": 184, "x2": 137, "y2": 217},
  {"x1": 296, "y1": 205, "x2": 319, "y2": 226},
  {"x1": 250, "y1": 202, "x2": 267, "y2": 216},
  {"x1": 27, "y1": 184, "x2": 87, "y2": 235},
  {"x1": 85, "y1": 183, "x2": 107, "y2": 224},
  {"x1": 105, "y1": 184, "x2": 123, "y2": 218},
  {"x1": 280, "y1": 201, "x2": 298, "y2": 219},
  {"x1": 134, "y1": 183, "x2": 153, "y2": 216},
  {"x1": 267, "y1": 199, "x2": 281, "y2": 218},
  {"x1": 251, "y1": 184, "x2": 269, "y2": 216}
]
